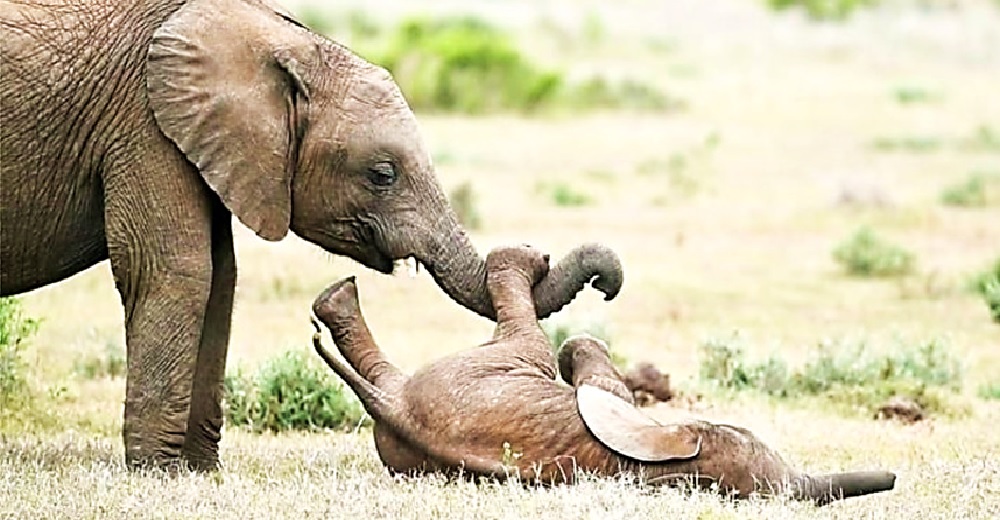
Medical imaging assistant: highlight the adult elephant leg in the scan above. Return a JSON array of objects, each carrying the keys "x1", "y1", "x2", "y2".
[
  {"x1": 105, "y1": 149, "x2": 215, "y2": 469},
  {"x1": 182, "y1": 197, "x2": 235, "y2": 471}
]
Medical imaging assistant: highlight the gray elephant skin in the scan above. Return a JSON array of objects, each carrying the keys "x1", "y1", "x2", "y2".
[
  {"x1": 310, "y1": 245, "x2": 896, "y2": 505},
  {"x1": 0, "y1": 0, "x2": 622, "y2": 470}
]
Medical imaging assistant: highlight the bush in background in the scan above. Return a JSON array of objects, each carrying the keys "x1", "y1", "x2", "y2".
[
  {"x1": 73, "y1": 342, "x2": 126, "y2": 380},
  {"x1": 371, "y1": 17, "x2": 563, "y2": 114},
  {"x1": 766, "y1": 0, "x2": 879, "y2": 21},
  {"x1": 833, "y1": 227, "x2": 915, "y2": 277},
  {"x1": 535, "y1": 180, "x2": 594, "y2": 207},
  {"x1": 968, "y1": 258, "x2": 1000, "y2": 323},
  {"x1": 699, "y1": 333, "x2": 965, "y2": 417},
  {"x1": 224, "y1": 350, "x2": 366, "y2": 432},
  {"x1": 940, "y1": 172, "x2": 1000, "y2": 207},
  {"x1": 0, "y1": 297, "x2": 39, "y2": 411},
  {"x1": 303, "y1": 15, "x2": 677, "y2": 115},
  {"x1": 978, "y1": 381, "x2": 1000, "y2": 400}
]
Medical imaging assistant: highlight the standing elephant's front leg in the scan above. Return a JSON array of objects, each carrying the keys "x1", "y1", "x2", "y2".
[
  {"x1": 182, "y1": 198, "x2": 236, "y2": 470},
  {"x1": 104, "y1": 144, "x2": 219, "y2": 469}
]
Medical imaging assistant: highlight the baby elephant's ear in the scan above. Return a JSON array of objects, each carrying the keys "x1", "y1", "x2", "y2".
[{"x1": 577, "y1": 385, "x2": 701, "y2": 462}]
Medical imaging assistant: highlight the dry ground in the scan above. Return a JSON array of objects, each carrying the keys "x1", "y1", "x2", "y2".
[{"x1": 3, "y1": 0, "x2": 999, "y2": 518}]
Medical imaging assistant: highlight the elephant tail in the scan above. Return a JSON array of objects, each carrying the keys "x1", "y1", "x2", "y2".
[{"x1": 792, "y1": 471, "x2": 896, "y2": 505}]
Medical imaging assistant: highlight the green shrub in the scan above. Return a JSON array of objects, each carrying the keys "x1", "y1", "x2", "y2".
[
  {"x1": 542, "y1": 316, "x2": 627, "y2": 371},
  {"x1": 635, "y1": 132, "x2": 720, "y2": 199},
  {"x1": 968, "y1": 258, "x2": 1000, "y2": 323},
  {"x1": 699, "y1": 333, "x2": 964, "y2": 416},
  {"x1": 982, "y1": 280, "x2": 1000, "y2": 324},
  {"x1": 223, "y1": 350, "x2": 366, "y2": 432},
  {"x1": 766, "y1": 0, "x2": 879, "y2": 21},
  {"x1": 892, "y1": 85, "x2": 939, "y2": 105},
  {"x1": 958, "y1": 124, "x2": 1000, "y2": 153},
  {"x1": 73, "y1": 342, "x2": 126, "y2": 380},
  {"x1": 566, "y1": 76, "x2": 680, "y2": 112},
  {"x1": 365, "y1": 17, "x2": 672, "y2": 115},
  {"x1": 371, "y1": 17, "x2": 562, "y2": 114},
  {"x1": 940, "y1": 173, "x2": 1000, "y2": 207},
  {"x1": 449, "y1": 181, "x2": 482, "y2": 231},
  {"x1": 536, "y1": 181, "x2": 594, "y2": 207},
  {"x1": 871, "y1": 135, "x2": 943, "y2": 153},
  {"x1": 978, "y1": 382, "x2": 1000, "y2": 400},
  {"x1": 0, "y1": 297, "x2": 39, "y2": 410},
  {"x1": 833, "y1": 227, "x2": 915, "y2": 277}
]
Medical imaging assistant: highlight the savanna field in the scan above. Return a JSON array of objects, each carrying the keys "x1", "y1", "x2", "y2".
[{"x1": 2, "y1": 0, "x2": 999, "y2": 518}]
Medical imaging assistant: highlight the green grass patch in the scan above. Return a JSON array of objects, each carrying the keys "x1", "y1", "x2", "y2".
[
  {"x1": 292, "y1": 12, "x2": 680, "y2": 114},
  {"x1": 940, "y1": 172, "x2": 1000, "y2": 207},
  {"x1": 369, "y1": 17, "x2": 563, "y2": 114},
  {"x1": 698, "y1": 333, "x2": 966, "y2": 417},
  {"x1": 968, "y1": 258, "x2": 1000, "y2": 323},
  {"x1": 0, "y1": 297, "x2": 40, "y2": 412},
  {"x1": 536, "y1": 181, "x2": 594, "y2": 207},
  {"x1": 958, "y1": 124, "x2": 1000, "y2": 153},
  {"x1": 766, "y1": 0, "x2": 879, "y2": 21},
  {"x1": 978, "y1": 382, "x2": 1000, "y2": 400},
  {"x1": 565, "y1": 76, "x2": 682, "y2": 112},
  {"x1": 870, "y1": 135, "x2": 943, "y2": 153},
  {"x1": 224, "y1": 350, "x2": 367, "y2": 433},
  {"x1": 636, "y1": 132, "x2": 721, "y2": 200},
  {"x1": 892, "y1": 85, "x2": 940, "y2": 105},
  {"x1": 72, "y1": 342, "x2": 125, "y2": 380},
  {"x1": 833, "y1": 227, "x2": 915, "y2": 277}
]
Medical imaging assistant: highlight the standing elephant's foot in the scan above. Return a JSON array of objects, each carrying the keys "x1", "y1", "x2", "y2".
[
  {"x1": 181, "y1": 428, "x2": 222, "y2": 472},
  {"x1": 123, "y1": 422, "x2": 220, "y2": 472},
  {"x1": 122, "y1": 414, "x2": 191, "y2": 471}
]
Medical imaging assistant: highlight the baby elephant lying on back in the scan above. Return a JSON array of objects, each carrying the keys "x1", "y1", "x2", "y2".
[{"x1": 310, "y1": 245, "x2": 896, "y2": 505}]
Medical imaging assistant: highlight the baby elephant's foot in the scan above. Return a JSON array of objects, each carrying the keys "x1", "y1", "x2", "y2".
[
  {"x1": 312, "y1": 276, "x2": 362, "y2": 326},
  {"x1": 485, "y1": 245, "x2": 550, "y2": 285},
  {"x1": 558, "y1": 335, "x2": 634, "y2": 404}
]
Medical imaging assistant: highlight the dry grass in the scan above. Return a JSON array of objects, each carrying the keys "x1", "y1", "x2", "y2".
[
  {"x1": 3, "y1": 404, "x2": 999, "y2": 519},
  {"x1": 5, "y1": 0, "x2": 1000, "y2": 518}
]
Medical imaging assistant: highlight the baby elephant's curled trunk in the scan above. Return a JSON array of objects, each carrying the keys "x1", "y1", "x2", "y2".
[{"x1": 792, "y1": 471, "x2": 897, "y2": 506}]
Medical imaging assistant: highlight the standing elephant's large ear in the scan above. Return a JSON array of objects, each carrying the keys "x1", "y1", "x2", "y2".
[
  {"x1": 146, "y1": 0, "x2": 313, "y2": 241},
  {"x1": 577, "y1": 385, "x2": 701, "y2": 462}
]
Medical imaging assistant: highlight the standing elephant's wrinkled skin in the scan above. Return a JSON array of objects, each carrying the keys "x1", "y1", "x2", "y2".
[
  {"x1": 0, "y1": 0, "x2": 623, "y2": 470},
  {"x1": 311, "y1": 245, "x2": 896, "y2": 505}
]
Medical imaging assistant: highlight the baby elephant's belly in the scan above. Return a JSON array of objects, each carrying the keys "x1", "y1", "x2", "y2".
[
  {"x1": 394, "y1": 376, "x2": 617, "y2": 481},
  {"x1": 372, "y1": 423, "x2": 435, "y2": 474}
]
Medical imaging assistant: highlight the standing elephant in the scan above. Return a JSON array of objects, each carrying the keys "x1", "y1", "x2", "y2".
[
  {"x1": 0, "y1": 0, "x2": 623, "y2": 470},
  {"x1": 310, "y1": 245, "x2": 896, "y2": 505}
]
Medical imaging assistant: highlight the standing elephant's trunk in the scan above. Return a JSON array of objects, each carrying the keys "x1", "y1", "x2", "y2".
[
  {"x1": 791, "y1": 471, "x2": 897, "y2": 505},
  {"x1": 416, "y1": 217, "x2": 623, "y2": 321}
]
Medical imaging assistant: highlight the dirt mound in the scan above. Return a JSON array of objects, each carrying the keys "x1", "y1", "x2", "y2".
[{"x1": 623, "y1": 362, "x2": 675, "y2": 407}]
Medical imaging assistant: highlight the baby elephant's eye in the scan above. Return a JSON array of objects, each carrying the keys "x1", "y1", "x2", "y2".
[{"x1": 367, "y1": 162, "x2": 397, "y2": 187}]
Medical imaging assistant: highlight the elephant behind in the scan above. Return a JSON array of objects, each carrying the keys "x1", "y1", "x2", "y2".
[
  {"x1": 0, "y1": 0, "x2": 622, "y2": 469},
  {"x1": 310, "y1": 245, "x2": 896, "y2": 505}
]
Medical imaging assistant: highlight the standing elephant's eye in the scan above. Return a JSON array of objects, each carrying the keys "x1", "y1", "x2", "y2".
[{"x1": 367, "y1": 162, "x2": 397, "y2": 187}]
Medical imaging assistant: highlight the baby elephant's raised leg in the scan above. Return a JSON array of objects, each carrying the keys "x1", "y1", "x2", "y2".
[
  {"x1": 484, "y1": 245, "x2": 559, "y2": 377},
  {"x1": 311, "y1": 277, "x2": 406, "y2": 394},
  {"x1": 557, "y1": 335, "x2": 634, "y2": 405}
]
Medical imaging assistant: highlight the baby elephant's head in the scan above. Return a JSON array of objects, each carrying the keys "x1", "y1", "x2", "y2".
[{"x1": 485, "y1": 245, "x2": 551, "y2": 286}]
